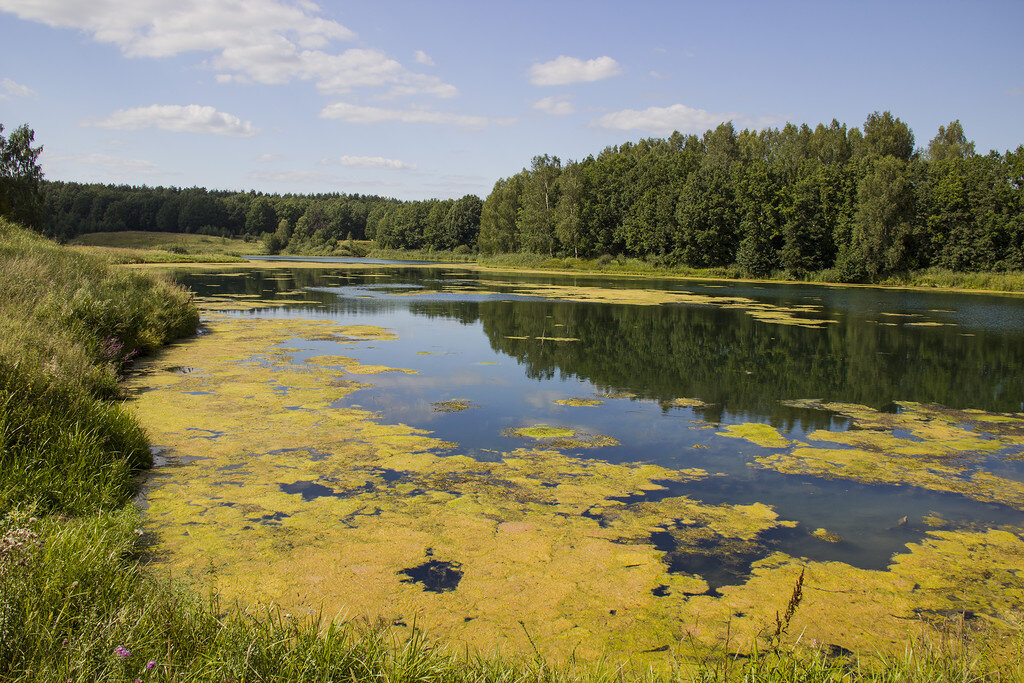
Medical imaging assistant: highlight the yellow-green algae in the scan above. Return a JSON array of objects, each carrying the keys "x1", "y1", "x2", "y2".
[
  {"x1": 663, "y1": 397, "x2": 710, "y2": 408},
  {"x1": 554, "y1": 398, "x2": 605, "y2": 407},
  {"x1": 432, "y1": 399, "x2": 473, "y2": 413},
  {"x1": 129, "y1": 314, "x2": 1024, "y2": 665},
  {"x1": 724, "y1": 400, "x2": 1024, "y2": 509},
  {"x1": 504, "y1": 424, "x2": 577, "y2": 439},
  {"x1": 811, "y1": 528, "x2": 843, "y2": 543},
  {"x1": 718, "y1": 423, "x2": 792, "y2": 448},
  {"x1": 475, "y1": 280, "x2": 841, "y2": 328}
]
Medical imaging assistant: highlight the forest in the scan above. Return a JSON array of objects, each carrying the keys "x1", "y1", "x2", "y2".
[{"x1": 14, "y1": 111, "x2": 1024, "y2": 280}]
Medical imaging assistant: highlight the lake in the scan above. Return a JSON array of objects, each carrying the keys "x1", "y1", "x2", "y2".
[{"x1": 130, "y1": 262, "x2": 1024, "y2": 661}]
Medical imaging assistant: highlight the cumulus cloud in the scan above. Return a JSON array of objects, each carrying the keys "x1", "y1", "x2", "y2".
[
  {"x1": 592, "y1": 103, "x2": 777, "y2": 135},
  {"x1": 90, "y1": 104, "x2": 260, "y2": 137},
  {"x1": 528, "y1": 55, "x2": 621, "y2": 86},
  {"x1": 43, "y1": 151, "x2": 159, "y2": 174},
  {"x1": 322, "y1": 155, "x2": 417, "y2": 170},
  {"x1": 0, "y1": 77, "x2": 36, "y2": 99},
  {"x1": 531, "y1": 95, "x2": 575, "y2": 116},
  {"x1": 414, "y1": 50, "x2": 434, "y2": 66},
  {"x1": 320, "y1": 102, "x2": 513, "y2": 129},
  {"x1": 0, "y1": 0, "x2": 456, "y2": 98}
]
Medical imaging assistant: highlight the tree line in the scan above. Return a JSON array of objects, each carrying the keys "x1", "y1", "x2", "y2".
[
  {"x1": 479, "y1": 113, "x2": 1023, "y2": 279},
  {"x1": 5, "y1": 111, "x2": 1024, "y2": 279}
]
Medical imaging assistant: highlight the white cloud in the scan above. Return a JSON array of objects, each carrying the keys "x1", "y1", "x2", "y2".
[
  {"x1": 0, "y1": 77, "x2": 36, "y2": 99},
  {"x1": 320, "y1": 102, "x2": 513, "y2": 129},
  {"x1": 531, "y1": 95, "x2": 575, "y2": 116},
  {"x1": 414, "y1": 50, "x2": 434, "y2": 67},
  {"x1": 0, "y1": 0, "x2": 456, "y2": 98},
  {"x1": 43, "y1": 151, "x2": 159, "y2": 174},
  {"x1": 528, "y1": 55, "x2": 621, "y2": 86},
  {"x1": 592, "y1": 103, "x2": 778, "y2": 135},
  {"x1": 90, "y1": 104, "x2": 259, "y2": 137},
  {"x1": 323, "y1": 155, "x2": 417, "y2": 170},
  {"x1": 254, "y1": 153, "x2": 283, "y2": 162}
]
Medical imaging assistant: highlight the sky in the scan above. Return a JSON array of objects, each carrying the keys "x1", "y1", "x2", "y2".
[{"x1": 1, "y1": 0, "x2": 1022, "y2": 201}]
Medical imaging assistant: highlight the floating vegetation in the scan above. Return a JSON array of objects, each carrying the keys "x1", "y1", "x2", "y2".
[
  {"x1": 663, "y1": 397, "x2": 709, "y2": 408},
  {"x1": 554, "y1": 398, "x2": 605, "y2": 407},
  {"x1": 305, "y1": 354, "x2": 417, "y2": 375},
  {"x1": 729, "y1": 400, "x2": 1024, "y2": 509},
  {"x1": 479, "y1": 281, "x2": 841, "y2": 328},
  {"x1": 130, "y1": 311, "x2": 1024, "y2": 664},
  {"x1": 432, "y1": 399, "x2": 474, "y2": 413},
  {"x1": 504, "y1": 335, "x2": 580, "y2": 342},
  {"x1": 503, "y1": 424, "x2": 576, "y2": 439},
  {"x1": 718, "y1": 423, "x2": 792, "y2": 449},
  {"x1": 812, "y1": 527, "x2": 844, "y2": 543}
]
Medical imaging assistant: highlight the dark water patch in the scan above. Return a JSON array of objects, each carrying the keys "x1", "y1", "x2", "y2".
[
  {"x1": 399, "y1": 559, "x2": 464, "y2": 592},
  {"x1": 279, "y1": 480, "x2": 374, "y2": 501},
  {"x1": 651, "y1": 584, "x2": 670, "y2": 597},
  {"x1": 650, "y1": 525, "x2": 803, "y2": 596},
  {"x1": 368, "y1": 467, "x2": 407, "y2": 483},
  {"x1": 182, "y1": 391, "x2": 215, "y2": 396},
  {"x1": 186, "y1": 427, "x2": 225, "y2": 439},
  {"x1": 217, "y1": 462, "x2": 247, "y2": 471},
  {"x1": 582, "y1": 507, "x2": 609, "y2": 528},
  {"x1": 149, "y1": 447, "x2": 211, "y2": 467},
  {"x1": 249, "y1": 511, "x2": 290, "y2": 525},
  {"x1": 165, "y1": 365, "x2": 199, "y2": 374}
]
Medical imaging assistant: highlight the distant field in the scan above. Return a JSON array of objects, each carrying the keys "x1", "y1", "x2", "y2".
[{"x1": 69, "y1": 230, "x2": 256, "y2": 255}]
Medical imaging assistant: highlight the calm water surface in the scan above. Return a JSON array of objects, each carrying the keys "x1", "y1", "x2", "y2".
[{"x1": 171, "y1": 264, "x2": 1024, "y2": 585}]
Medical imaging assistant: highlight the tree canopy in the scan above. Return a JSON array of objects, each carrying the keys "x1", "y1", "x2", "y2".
[{"x1": 0, "y1": 123, "x2": 44, "y2": 228}]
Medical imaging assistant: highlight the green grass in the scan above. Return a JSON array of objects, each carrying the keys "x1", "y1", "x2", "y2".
[
  {"x1": 68, "y1": 231, "x2": 251, "y2": 263},
  {"x1": 365, "y1": 246, "x2": 477, "y2": 262},
  {"x1": 70, "y1": 230, "x2": 253, "y2": 254},
  {"x1": 3, "y1": 218, "x2": 1023, "y2": 681},
  {"x1": 0, "y1": 218, "x2": 197, "y2": 516}
]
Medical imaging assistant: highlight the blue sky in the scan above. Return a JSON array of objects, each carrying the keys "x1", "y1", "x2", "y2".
[{"x1": 1, "y1": 0, "x2": 1022, "y2": 200}]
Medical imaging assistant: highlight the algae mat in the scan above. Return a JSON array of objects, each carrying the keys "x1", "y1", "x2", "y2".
[{"x1": 130, "y1": 314, "x2": 1024, "y2": 663}]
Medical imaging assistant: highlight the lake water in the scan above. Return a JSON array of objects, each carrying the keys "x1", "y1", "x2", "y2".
[{"x1": 164, "y1": 264, "x2": 1024, "y2": 589}]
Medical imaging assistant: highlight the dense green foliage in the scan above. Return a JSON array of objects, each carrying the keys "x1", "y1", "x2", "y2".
[
  {"x1": 480, "y1": 114, "x2": 1024, "y2": 279},
  {"x1": 0, "y1": 124, "x2": 44, "y2": 229},
  {"x1": 39, "y1": 179, "x2": 484, "y2": 257}
]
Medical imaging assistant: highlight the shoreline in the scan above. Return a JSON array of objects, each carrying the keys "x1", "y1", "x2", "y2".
[{"x1": 129, "y1": 256, "x2": 1024, "y2": 299}]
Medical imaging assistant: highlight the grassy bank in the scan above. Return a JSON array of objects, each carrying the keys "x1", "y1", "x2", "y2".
[
  {"x1": 2, "y1": 218, "x2": 1021, "y2": 680},
  {"x1": 68, "y1": 231, "x2": 250, "y2": 264}
]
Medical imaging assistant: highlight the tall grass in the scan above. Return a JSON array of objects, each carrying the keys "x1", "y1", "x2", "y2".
[{"x1": 0, "y1": 218, "x2": 197, "y2": 515}]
